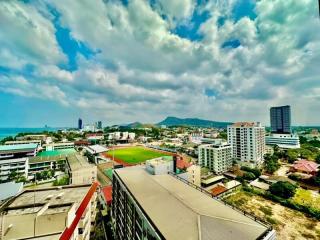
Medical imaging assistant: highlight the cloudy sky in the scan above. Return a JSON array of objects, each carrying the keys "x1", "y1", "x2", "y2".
[{"x1": 0, "y1": 0, "x2": 319, "y2": 127}]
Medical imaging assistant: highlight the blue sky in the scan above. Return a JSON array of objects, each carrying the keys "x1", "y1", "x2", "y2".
[{"x1": 0, "y1": 0, "x2": 319, "y2": 127}]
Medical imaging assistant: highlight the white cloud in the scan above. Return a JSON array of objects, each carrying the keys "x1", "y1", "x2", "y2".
[
  {"x1": 0, "y1": 1, "x2": 66, "y2": 67},
  {"x1": 37, "y1": 65, "x2": 74, "y2": 82},
  {"x1": 0, "y1": 0, "x2": 320, "y2": 125},
  {"x1": 156, "y1": 0, "x2": 195, "y2": 23}
]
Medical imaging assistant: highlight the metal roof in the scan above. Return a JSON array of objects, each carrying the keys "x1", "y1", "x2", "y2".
[
  {"x1": 0, "y1": 182, "x2": 23, "y2": 202},
  {"x1": 0, "y1": 143, "x2": 38, "y2": 152}
]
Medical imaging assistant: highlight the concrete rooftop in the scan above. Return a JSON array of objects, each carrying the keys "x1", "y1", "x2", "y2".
[{"x1": 115, "y1": 166, "x2": 269, "y2": 240}]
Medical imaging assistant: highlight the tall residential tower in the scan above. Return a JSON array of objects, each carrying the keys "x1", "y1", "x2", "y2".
[{"x1": 227, "y1": 122, "x2": 265, "y2": 166}]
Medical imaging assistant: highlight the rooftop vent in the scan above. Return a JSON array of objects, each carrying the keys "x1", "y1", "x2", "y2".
[
  {"x1": 56, "y1": 192, "x2": 65, "y2": 199},
  {"x1": 45, "y1": 194, "x2": 53, "y2": 200}
]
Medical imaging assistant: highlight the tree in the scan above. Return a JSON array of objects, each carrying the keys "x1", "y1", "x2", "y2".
[
  {"x1": 0, "y1": 136, "x2": 14, "y2": 144},
  {"x1": 299, "y1": 136, "x2": 308, "y2": 144},
  {"x1": 218, "y1": 131, "x2": 227, "y2": 140},
  {"x1": 8, "y1": 170, "x2": 18, "y2": 181},
  {"x1": 269, "y1": 181, "x2": 297, "y2": 199},
  {"x1": 264, "y1": 154, "x2": 280, "y2": 174},
  {"x1": 243, "y1": 172, "x2": 256, "y2": 180},
  {"x1": 316, "y1": 154, "x2": 320, "y2": 164},
  {"x1": 287, "y1": 149, "x2": 299, "y2": 163},
  {"x1": 311, "y1": 171, "x2": 320, "y2": 186},
  {"x1": 240, "y1": 166, "x2": 261, "y2": 178}
]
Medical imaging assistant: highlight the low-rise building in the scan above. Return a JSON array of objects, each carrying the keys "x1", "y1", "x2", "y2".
[
  {"x1": 0, "y1": 157, "x2": 29, "y2": 181},
  {"x1": 265, "y1": 133, "x2": 300, "y2": 149},
  {"x1": 44, "y1": 142, "x2": 74, "y2": 151},
  {"x1": 16, "y1": 134, "x2": 47, "y2": 141},
  {"x1": 84, "y1": 145, "x2": 108, "y2": 164},
  {"x1": 0, "y1": 144, "x2": 39, "y2": 181},
  {"x1": 0, "y1": 143, "x2": 39, "y2": 159},
  {"x1": 28, "y1": 155, "x2": 66, "y2": 174},
  {"x1": 291, "y1": 160, "x2": 319, "y2": 175},
  {"x1": 112, "y1": 166, "x2": 275, "y2": 240},
  {"x1": 128, "y1": 132, "x2": 135, "y2": 140},
  {"x1": 0, "y1": 184, "x2": 97, "y2": 240},
  {"x1": 177, "y1": 164, "x2": 201, "y2": 186},
  {"x1": 4, "y1": 140, "x2": 42, "y2": 146},
  {"x1": 145, "y1": 157, "x2": 173, "y2": 175},
  {"x1": 249, "y1": 179, "x2": 270, "y2": 191},
  {"x1": 66, "y1": 154, "x2": 97, "y2": 185},
  {"x1": 198, "y1": 140, "x2": 233, "y2": 174}
]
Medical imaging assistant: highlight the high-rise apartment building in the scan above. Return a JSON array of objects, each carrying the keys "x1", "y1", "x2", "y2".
[
  {"x1": 267, "y1": 106, "x2": 299, "y2": 149},
  {"x1": 112, "y1": 166, "x2": 275, "y2": 240},
  {"x1": 78, "y1": 118, "x2": 83, "y2": 130},
  {"x1": 198, "y1": 139, "x2": 233, "y2": 174},
  {"x1": 227, "y1": 122, "x2": 265, "y2": 166},
  {"x1": 270, "y1": 105, "x2": 291, "y2": 134},
  {"x1": 97, "y1": 121, "x2": 102, "y2": 129}
]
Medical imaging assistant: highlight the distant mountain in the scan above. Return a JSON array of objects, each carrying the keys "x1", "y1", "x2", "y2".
[
  {"x1": 125, "y1": 122, "x2": 156, "y2": 129},
  {"x1": 126, "y1": 122, "x2": 144, "y2": 128},
  {"x1": 157, "y1": 116, "x2": 232, "y2": 128}
]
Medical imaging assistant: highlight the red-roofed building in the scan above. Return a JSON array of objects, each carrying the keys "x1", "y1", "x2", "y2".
[
  {"x1": 102, "y1": 186, "x2": 112, "y2": 205},
  {"x1": 211, "y1": 185, "x2": 227, "y2": 197},
  {"x1": 176, "y1": 156, "x2": 192, "y2": 170},
  {"x1": 74, "y1": 140, "x2": 90, "y2": 146},
  {"x1": 291, "y1": 160, "x2": 319, "y2": 175}
]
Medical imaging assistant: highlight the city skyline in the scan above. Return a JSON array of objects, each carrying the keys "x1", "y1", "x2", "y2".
[{"x1": 0, "y1": 0, "x2": 320, "y2": 127}]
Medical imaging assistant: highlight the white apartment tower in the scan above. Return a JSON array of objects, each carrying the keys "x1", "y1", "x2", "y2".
[
  {"x1": 227, "y1": 122, "x2": 265, "y2": 166},
  {"x1": 198, "y1": 139, "x2": 233, "y2": 174}
]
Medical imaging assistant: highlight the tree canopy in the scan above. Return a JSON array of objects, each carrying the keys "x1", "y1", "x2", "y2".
[{"x1": 269, "y1": 181, "x2": 298, "y2": 199}]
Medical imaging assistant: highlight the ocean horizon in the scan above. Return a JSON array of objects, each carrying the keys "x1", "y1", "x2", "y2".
[{"x1": 0, "y1": 127, "x2": 67, "y2": 140}]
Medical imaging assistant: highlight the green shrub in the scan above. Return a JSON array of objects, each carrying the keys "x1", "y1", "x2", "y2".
[
  {"x1": 241, "y1": 166, "x2": 261, "y2": 178},
  {"x1": 243, "y1": 172, "x2": 256, "y2": 180},
  {"x1": 266, "y1": 216, "x2": 278, "y2": 225},
  {"x1": 53, "y1": 176, "x2": 69, "y2": 186},
  {"x1": 260, "y1": 206, "x2": 273, "y2": 216}
]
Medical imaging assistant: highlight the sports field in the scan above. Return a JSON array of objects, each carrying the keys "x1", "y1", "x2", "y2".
[{"x1": 106, "y1": 146, "x2": 171, "y2": 164}]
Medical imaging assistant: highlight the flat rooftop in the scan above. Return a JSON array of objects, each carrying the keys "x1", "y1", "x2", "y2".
[
  {"x1": 0, "y1": 143, "x2": 38, "y2": 153},
  {"x1": 115, "y1": 166, "x2": 270, "y2": 240},
  {"x1": 0, "y1": 185, "x2": 91, "y2": 240},
  {"x1": 6, "y1": 185, "x2": 90, "y2": 208},
  {"x1": 67, "y1": 154, "x2": 92, "y2": 171},
  {"x1": 36, "y1": 148, "x2": 76, "y2": 157},
  {"x1": 29, "y1": 155, "x2": 67, "y2": 164},
  {"x1": 85, "y1": 145, "x2": 108, "y2": 154}
]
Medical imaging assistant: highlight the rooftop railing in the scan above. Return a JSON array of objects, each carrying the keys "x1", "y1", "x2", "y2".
[{"x1": 168, "y1": 172, "x2": 274, "y2": 240}]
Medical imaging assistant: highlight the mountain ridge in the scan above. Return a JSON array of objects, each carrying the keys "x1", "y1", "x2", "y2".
[{"x1": 157, "y1": 116, "x2": 232, "y2": 128}]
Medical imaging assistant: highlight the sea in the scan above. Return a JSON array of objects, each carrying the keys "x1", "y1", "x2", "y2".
[{"x1": 0, "y1": 127, "x2": 64, "y2": 140}]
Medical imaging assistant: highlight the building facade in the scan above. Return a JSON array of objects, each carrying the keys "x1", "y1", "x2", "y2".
[
  {"x1": 270, "y1": 105, "x2": 291, "y2": 134},
  {"x1": 265, "y1": 133, "x2": 300, "y2": 149},
  {"x1": 198, "y1": 140, "x2": 233, "y2": 174},
  {"x1": 0, "y1": 144, "x2": 39, "y2": 181},
  {"x1": 227, "y1": 122, "x2": 265, "y2": 166}
]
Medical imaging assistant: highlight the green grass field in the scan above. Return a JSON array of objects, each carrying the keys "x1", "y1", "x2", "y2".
[{"x1": 107, "y1": 146, "x2": 171, "y2": 164}]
